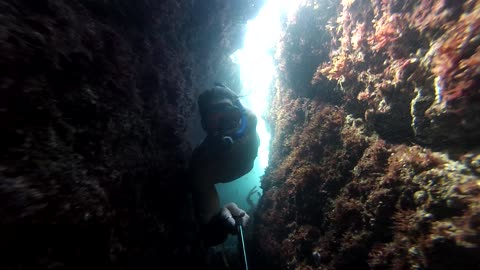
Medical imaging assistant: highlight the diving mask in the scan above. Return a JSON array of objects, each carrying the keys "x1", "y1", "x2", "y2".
[{"x1": 205, "y1": 103, "x2": 242, "y2": 133}]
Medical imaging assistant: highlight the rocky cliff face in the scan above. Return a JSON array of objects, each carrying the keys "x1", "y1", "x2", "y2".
[
  {"x1": 252, "y1": 0, "x2": 480, "y2": 269},
  {"x1": 2, "y1": 0, "x2": 478, "y2": 269},
  {"x1": 0, "y1": 0, "x2": 262, "y2": 269}
]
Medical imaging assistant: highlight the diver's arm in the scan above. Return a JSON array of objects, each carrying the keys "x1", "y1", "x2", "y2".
[
  {"x1": 191, "y1": 181, "x2": 220, "y2": 225},
  {"x1": 190, "y1": 158, "x2": 229, "y2": 246},
  {"x1": 191, "y1": 172, "x2": 234, "y2": 247},
  {"x1": 245, "y1": 108, "x2": 258, "y2": 133}
]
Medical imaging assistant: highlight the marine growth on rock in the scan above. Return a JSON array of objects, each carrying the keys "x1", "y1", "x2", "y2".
[{"x1": 251, "y1": 0, "x2": 480, "y2": 269}]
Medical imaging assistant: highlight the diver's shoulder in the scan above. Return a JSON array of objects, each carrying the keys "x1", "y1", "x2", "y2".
[
  {"x1": 191, "y1": 138, "x2": 210, "y2": 158},
  {"x1": 244, "y1": 108, "x2": 257, "y2": 123},
  {"x1": 243, "y1": 107, "x2": 255, "y2": 116}
]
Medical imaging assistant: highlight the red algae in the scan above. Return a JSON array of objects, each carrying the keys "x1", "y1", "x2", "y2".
[
  {"x1": 431, "y1": 0, "x2": 480, "y2": 105},
  {"x1": 251, "y1": 0, "x2": 480, "y2": 269}
]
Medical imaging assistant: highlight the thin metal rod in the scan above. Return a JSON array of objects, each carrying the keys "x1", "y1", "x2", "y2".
[{"x1": 237, "y1": 224, "x2": 249, "y2": 270}]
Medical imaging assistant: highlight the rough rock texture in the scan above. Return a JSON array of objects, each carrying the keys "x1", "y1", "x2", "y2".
[
  {"x1": 0, "y1": 0, "x2": 262, "y2": 269},
  {"x1": 252, "y1": 0, "x2": 480, "y2": 269}
]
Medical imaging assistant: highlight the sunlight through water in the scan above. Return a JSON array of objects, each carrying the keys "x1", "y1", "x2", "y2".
[
  {"x1": 216, "y1": 0, "x2": 302, "y2": 216},
  {"x1": 232, "y1": 0, "x2": 301, "y2": 172}
]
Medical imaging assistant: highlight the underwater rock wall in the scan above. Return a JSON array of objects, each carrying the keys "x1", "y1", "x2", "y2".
[
  {"x1": 253, "y1": 0, "x2": 480, "y2": 269},
  {"x1": 0, "y1": 0, "x2": 262, "y2": 269}
]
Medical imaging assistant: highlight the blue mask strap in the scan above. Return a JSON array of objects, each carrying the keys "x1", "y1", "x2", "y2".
[{"x1": 232, "y1": 102, "x2": 248, "y2": 140}]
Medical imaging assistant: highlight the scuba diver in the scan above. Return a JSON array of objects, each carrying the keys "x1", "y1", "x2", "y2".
[{"x1": 190, "y1": 83, "x2": 260, "y2": 247}]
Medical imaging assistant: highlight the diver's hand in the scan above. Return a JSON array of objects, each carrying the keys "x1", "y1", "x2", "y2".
[{"x1": 219, "y1": 202, "x2": 250, "y2": 232}]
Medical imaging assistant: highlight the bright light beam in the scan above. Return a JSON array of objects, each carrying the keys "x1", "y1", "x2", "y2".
[
  {"x1": 215, "y1": 2, "x2": 302, "y2": 249},
  {"x1": 232, "y1": 0, "x2": 302, "y2": 171}
]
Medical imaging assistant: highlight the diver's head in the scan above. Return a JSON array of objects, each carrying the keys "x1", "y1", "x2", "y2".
[{"x1": 198, "y1": 84, "x2": 242, "y2": 135}]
